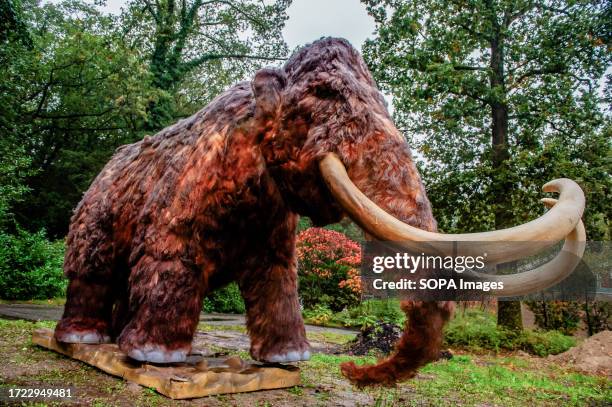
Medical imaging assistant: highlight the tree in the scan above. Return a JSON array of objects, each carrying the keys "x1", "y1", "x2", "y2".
[
  {"x1": 1, "y1": 0, "x2": 31, "y2": 45},
  {"x1": 120, "y1": 0, "x2": 291, "y2": 129},
  {"x1": 5, "y1": 0, "x2": 290, "y2": 236},
  {"x1": 0, "y1": 0, "x2": 34, "y2": 228},
  {"x1": 3, "y1": 0, "x2": 155, "y2": 236},
  {"x1": 362, "y1": 0, "x2": 610, "y2": 329}
]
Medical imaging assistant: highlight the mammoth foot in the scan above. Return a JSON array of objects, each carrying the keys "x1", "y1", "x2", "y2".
[
  {"x1": 262, "y1": 349, "x2": 311, "y2": 363},
  {"x1": 117, "y1": 325, "x2": 191, "y2": 363},
  {"x1": 251, "y1": 340, "x2": 311, "y2": 363},
  {"x1": 55, "y1": 330, "x2": 111, "y2": 344},
  {"x1": 126, "y1": 345, "x2": 189, "y2": 364},
  {"x1": 55, "y1": 317, "x2": 111, "y2": 344}
]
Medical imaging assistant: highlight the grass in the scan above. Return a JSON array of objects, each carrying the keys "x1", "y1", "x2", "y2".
[
  {"x1": 304, "y1": 302, "x2": 577, "y2": 357},
  {"x1": 300, "y1": 353, "x2": 611, "y2": 406},
  {"x1": 0, "y1": 297, "x2": 66, "y2": 305},
  {"x1": 197, "y1": 322, "x2": 355, "y2": 345},
  {"x1": 305, "y1": 331, "x2": 354, "y2": 345},
  {"x1": 445, "y1": 308, "x2": 576, "y2": 356},
  {"x1": 0, "y1": 318, "x2": 609, "y2": 406},
  {"x1": 413, "y1": 354, "x2": 610, "y2": 406},
  {"x1": 198, "y1": 323, "x2": 247, "y2": 333}
]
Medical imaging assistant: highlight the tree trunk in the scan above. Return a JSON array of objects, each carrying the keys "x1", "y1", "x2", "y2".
[
  {"x1": 489, "y1": 23, "x2": 523, "y2": 331},
  {"x1": 584, "y1": 300, "x2": 593, "y2": 336},
  {"x1": 144, "y1": 0, "x2": 182, "y2": 131}
]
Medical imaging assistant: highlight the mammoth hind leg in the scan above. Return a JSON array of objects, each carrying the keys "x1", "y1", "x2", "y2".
[
  {"x1": 54, "y1": 276, "x2": 114, "y2": 344},
  {"x1": 54, "y1": 207, "x2": 117, "y2": 344}
]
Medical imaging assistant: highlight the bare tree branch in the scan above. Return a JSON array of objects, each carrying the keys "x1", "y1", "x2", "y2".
[
  {"x1": 512, "y1": 65, "x2": 566, "y2": 87},
  {"x1": 179, "y1": 52, "x2": 286, "y2": 73},
  {"x1": 453, "y1": 65, "x2": 487, "y2": 71},
  {"x1": 142, "y1": 0, "x2": 160, "y2": 23}
]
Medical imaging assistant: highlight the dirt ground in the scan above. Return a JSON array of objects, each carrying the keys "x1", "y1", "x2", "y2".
[
  {"x1": 0, "y1": 305, "x2": 610, "y2": 406},
  {"x1": 0, "y1": 320, "x2": 390, "y2": 407},
  {"x1": 549, "y1": 330, "x2": 612, "y2": 377}
]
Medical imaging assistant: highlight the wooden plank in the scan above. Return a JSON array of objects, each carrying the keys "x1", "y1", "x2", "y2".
[{"x1": 32, "y1": 328, "x2": 301, "y2": 399}]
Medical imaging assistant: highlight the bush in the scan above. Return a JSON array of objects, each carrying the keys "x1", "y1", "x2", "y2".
[
  {"x1": 202, "y1": 282, "x2": 245, "y2": 314},
  {"x1": 444, "y1": 308, "x2": 575, "y2": 356},
  {"x1": 303, "y1": 304, "x2": 333, "y2": 325},
  {"x1": 584, "y1": 301, "x2": 611, "y2": 335},
  {"x1": 515, "y1": 329, "x2": 576, "y2": 356},
  {"x1": 0, "y1": 228, "x2": 66, "y2": 300},
  {"x1": 297, "y1": 227, "x2": 362, "y2": 311},
  {"x1": 526, "y1": 300, "x2": 611, "y2": 336},
  {"x1": 303, "y1": 299, "x2": 405, "y2": 329},
  {"x1": 333, "y1": 299, "x2": 405, "y2": 328},
  {"x1": 525, "y1": 301, "x2": 582, "y2": 335}
]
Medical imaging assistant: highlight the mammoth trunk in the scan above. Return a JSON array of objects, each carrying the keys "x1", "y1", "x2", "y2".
[
  {"x1": 333, "y1": 138, "x2": 455, "y2": 385},
  {"x1": 341, "y1": 301, "x2": 454, "y2": 386}
]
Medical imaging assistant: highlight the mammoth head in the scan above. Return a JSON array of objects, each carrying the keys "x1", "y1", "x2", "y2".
[{"x1": 251, "y1": 38, "x2": 586, "y2": 297}]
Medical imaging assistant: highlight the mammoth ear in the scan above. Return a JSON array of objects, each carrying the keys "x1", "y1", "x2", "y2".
[{"x1": 252, "y1": 67, "x2": 287, "y2": 120}]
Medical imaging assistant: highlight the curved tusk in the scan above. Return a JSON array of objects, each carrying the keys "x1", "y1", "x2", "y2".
[
  {"x1": 319, "y1": 153, "x2": 585, "y2": 264},
  {"x1": 467, "y1": 198, "x2": 586, "y2": 296}
]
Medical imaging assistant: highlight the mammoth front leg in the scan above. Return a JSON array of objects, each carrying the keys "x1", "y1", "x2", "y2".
[
  {"x1": 117, "y1": 254, "x2": 206, "y2": 363},
  {"x1": 239, "y1": 259, "x2": 310, "y2": 363}
]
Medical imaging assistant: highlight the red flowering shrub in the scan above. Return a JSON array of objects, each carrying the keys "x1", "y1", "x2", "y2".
[{"x1": 296, "y1": 227, "x2": 362, "y2": 311}]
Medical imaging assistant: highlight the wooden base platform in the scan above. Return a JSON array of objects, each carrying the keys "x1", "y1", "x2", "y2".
[{"x1": 32, "y1": 328, "x2": 301, "y2": 399}]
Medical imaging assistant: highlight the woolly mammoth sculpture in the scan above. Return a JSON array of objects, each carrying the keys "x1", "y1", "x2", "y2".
[{"x1": 55, "y1": 38, "x2": 586, "y2": 385}]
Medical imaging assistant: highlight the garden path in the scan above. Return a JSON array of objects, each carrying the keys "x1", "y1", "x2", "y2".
[{"x1": 0, "y1": 304, "x2": 357, "y2": 335}]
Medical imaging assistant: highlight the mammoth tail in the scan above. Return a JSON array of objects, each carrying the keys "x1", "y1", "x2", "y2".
[{"x1": 340, "y1": 301, "x2": 454, "y2": 387}]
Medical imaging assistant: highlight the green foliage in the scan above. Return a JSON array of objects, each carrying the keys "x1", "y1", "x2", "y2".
[
  {"x1": 525, "y1": 301, "x2": 582, "y2": 335},
  {"x1": 303, "y1": 299, "x2": 405, "y2": 329},
  {"x1": 2, "y1": 0, "x2": 155, "y2": 237},
  {"x1": 306, "y1": 304, "x2": 574, "y2": 355},
  {"x1": 0, "y1": 0, "x2": 31, "y2": 45},
  {"x1": 303, "y1": 304, "x2": 334, "y2": 325},
  {"x1": 362, "y1": 0, "x2": 611, "y2": 239},
  {"x1": 445, "y1": 308, "x2": 575, "y2": 356},
  {"x1": 202, "y1": 282, "x2": 245, "y2": 314},
  {"x1": 333, "y1": 299, "x2": 405, "y2": 329},
  {"x1": 526, "y1": 300, "x2": 611, "y2": 336},
  {"x1": 1, "y1": 0, "x2": 290, "y2": 237},
  {"x1": 296, "y1": 216, "x2": 312, "y2": 233},
  {"x1": 363, "y1": 0, "x2": 611, "y2": 331},
  {"x1": 0, "y1": 141, "x2": 33, "y2": 228},
  {"x1": 120, "y1": 0, "x2": 290, "y2": 130},
  {"x1": 0, "y1": 228, "x2": 66, "y2": 300},
  {"x1": 516, "y1": 329, "x2": 577, "y2": 357}
]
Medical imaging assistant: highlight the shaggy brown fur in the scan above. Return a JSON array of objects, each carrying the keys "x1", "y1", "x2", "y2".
[{"x1": 55, "y1": 37, "x2": 453, "y2": 382}]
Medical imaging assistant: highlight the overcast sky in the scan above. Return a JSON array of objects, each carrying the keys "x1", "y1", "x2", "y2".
[{"x1": 94, "y1": 0, "x2": 376, "y2": 50}]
